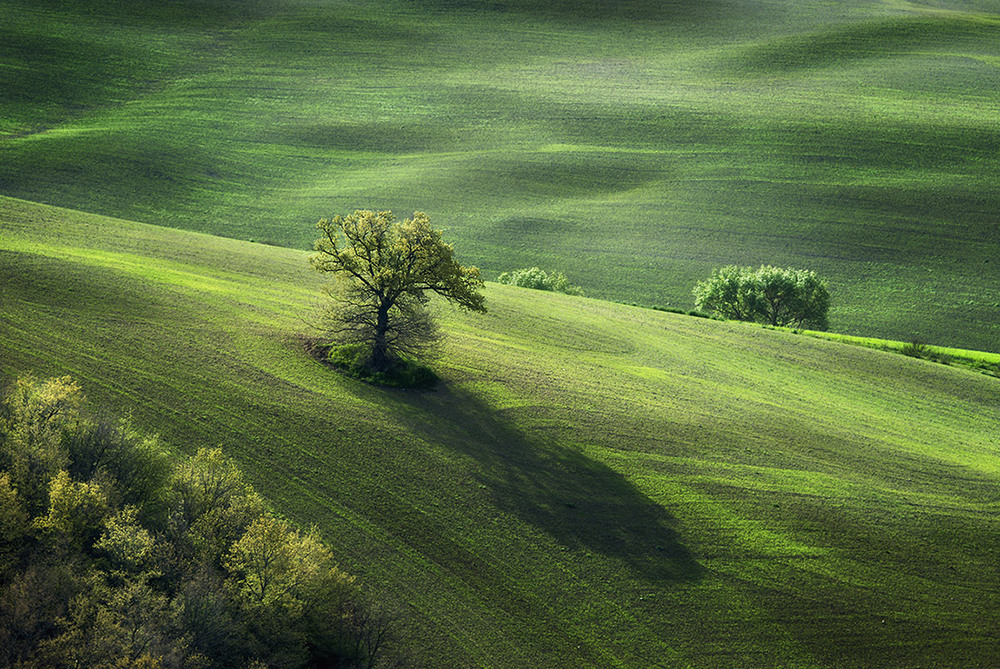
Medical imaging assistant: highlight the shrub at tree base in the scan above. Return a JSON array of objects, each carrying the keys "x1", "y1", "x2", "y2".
[
  {"x1": 693, "y1": 265, "x2": 830, "y2": 330},
  {"x1": 323, "y1": 343, "x2": 439, "y2": 389}
]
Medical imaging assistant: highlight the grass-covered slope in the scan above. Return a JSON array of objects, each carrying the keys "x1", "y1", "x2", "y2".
[
  {"x1": 3, "y1": 196, "x2": 1000, "y2": 667},
  {"x1": 2, "y1": 0, "x2": 999, "y2": 350}
]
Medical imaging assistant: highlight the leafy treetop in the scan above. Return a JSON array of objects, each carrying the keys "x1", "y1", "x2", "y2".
[
  {"x1": 693, "y1": 265, "x2": 830, "y2": 330},
  {"x1": 311, "y1": 210, "x2": 486, "y2": 313}
]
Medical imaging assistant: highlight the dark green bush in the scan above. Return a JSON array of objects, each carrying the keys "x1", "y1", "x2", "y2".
[
  {"x1": 901, "y1": 339, "x2": 930, "y2": 358},
  {"x1": 325, "y1": 344, "x2": 439, "y2": 389}
]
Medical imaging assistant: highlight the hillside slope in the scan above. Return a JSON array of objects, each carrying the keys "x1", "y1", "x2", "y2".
[
  {"x1": 2, "y1": 0, "x2": 999, "y2": 350},
  {"x1": 3, "y1": 196, "x2": 1000, "y2": 667}
]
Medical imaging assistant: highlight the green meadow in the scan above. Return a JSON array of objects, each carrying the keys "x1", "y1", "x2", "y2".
[
  {"x1": 3, "y1": 196, "x2": 1000, "y2": 667},
  {"x1": 3, "y1": 0, "x2": 1000, "y2": 664},
  {"x1": 2, "y1": 0, "x2": 999, "y2": 350}
]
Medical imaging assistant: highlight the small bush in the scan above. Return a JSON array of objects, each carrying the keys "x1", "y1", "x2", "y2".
[
  {"x1": 901, "y1": 340, "x2": 930, "y2": 358},
  {"x1": 496, "y1": 267, "x2": 583, "y2": 296},
  {"x1": 324, "y1": 344, "x2": 439, "y2": 389}
]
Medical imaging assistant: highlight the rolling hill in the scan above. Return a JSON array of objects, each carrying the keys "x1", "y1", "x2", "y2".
[
  {"x1": 2, "y1": 0, "x2": 999, "y2": 350},
  {"x1": 3, "y1": 195, "x2": 999, "y2": 667}
]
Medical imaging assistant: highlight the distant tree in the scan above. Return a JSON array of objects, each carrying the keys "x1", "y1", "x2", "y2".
[
  {"x1": 311, "y1": 210, "x2": 486, "y2": 374},
  {"x1": 496, "y1": 267, "x2": 584, "y2": 296},
  {"x1": 690, "y1": 265, "x2": 760, "y2": 323},
  {"x1": 693, "y1": 265, "x2": 830, "y2": 330}
]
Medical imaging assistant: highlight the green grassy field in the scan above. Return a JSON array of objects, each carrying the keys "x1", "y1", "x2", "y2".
[
  {"x1": 2, "y1": 0, "x2": 998, "y2": 350},
  {"x1": 3, "y1": 195, "x2": 999, "y2": 667}
]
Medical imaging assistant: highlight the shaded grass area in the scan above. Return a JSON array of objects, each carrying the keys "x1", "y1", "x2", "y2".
[
  {"x1": 2, "y1": 0, "x2": 999, "y2": 350},
  {"x1": 3, "y1": 197, "x2": 1000, "y2": 666}
]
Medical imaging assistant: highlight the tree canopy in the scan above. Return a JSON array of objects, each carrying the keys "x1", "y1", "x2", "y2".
[
  {"x1": 0, "y1": 374, "x2": 397, "y2": 669},
  {"x1": 310, "y1": 210, "x2": 486, "y2": 377},
  {"x1": 693, "y1": 265, "x2": 830, "y2": 330}
]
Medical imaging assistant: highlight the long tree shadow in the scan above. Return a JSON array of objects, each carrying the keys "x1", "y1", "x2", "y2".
[{"x1": 395, "y1": 382, "x2": 702, "y2": 584}]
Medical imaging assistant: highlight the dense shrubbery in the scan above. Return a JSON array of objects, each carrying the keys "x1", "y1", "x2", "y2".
[
  {"x1": 321, "y1": 343, "x2": 439, "y2": 389},
  {"x1": 496, "y1": 267, "x2": 583, "y2": 296},
  {"x1": 0, "y1": 374, "x2": 397, "y2": 669},
  {"x1": 693, "y1": 265, "x2": 830, "y2": 330}
]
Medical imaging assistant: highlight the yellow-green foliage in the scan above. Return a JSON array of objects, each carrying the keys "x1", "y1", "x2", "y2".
[
  {"x1": 96, "y1": 506, "x2": 157, "y2": 574},
  {"x1": 169, "y1": 448, "x2": 267, "y2": 565},
  {"x1": 0, "y1": 374, "x2": 383, "y2": 669},
  {"x1": 226, "y1": 515, "x2": 354, "y2": 618},
  {"x1": 32, "y1": 470, "x2": 110, "y2": 547},
  {"x1": 0, "y1": 375, "x2": 83, "y2": 509}
]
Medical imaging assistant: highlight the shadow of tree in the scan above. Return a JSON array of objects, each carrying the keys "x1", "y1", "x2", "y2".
[{"x1": 396, "y1": 383, "x2": 702, "y2": 584}]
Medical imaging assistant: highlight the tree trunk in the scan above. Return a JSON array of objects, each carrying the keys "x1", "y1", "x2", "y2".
[{"x1": 369, "y1": 304, "x2": 391, "y2": 373}]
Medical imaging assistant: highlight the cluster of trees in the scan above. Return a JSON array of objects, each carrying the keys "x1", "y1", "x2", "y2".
[
  {"x1": 311, "y1": 210, "x2": 486, "y2": 379},
  {"x1": 495, "y1": 267, "x2": 583, "y2": 296},
  {"x1": 693, "y1": 265, "x2": 830, "y2": 330},
  {"x1": 0, "y1": 374, "x2": 397, "y2": 669}
]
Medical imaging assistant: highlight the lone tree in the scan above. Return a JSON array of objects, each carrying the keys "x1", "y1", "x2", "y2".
[
  {"x1": 694, "y1": 265, "x2": 830, "y2": 330},
  {"x1": 310, "y1": 210, "x2": 486, "y2": 375}
]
